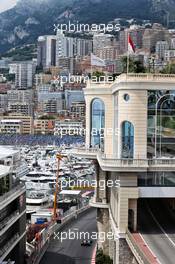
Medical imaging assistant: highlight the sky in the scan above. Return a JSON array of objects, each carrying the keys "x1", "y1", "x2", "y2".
[{"x1": 0, "y1": 0, "x2": 17, "y2": 13}]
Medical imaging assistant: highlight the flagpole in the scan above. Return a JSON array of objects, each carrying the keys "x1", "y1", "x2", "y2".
[
  {"x1": 91, "y1": 53, "x2": 93, "y2": 86},
  {"x1": 127, "y1": 32, "x2": 129, "y2": 76}
]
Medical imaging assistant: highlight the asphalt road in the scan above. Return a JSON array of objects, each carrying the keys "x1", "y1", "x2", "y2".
[
  {"x1": 40, "y1": 208, "x2": 97, "y2": 264},
  {"x1": 138, "y1": 199, "x2": 175, "y2": 264}
]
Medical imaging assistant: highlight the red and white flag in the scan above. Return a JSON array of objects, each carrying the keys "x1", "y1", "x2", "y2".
[{"x1": 128, "y1": 34, "x2": 135, "y2": 54}]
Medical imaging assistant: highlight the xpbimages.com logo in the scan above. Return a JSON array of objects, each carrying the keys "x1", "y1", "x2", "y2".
[
  {"x1": 54, "y1": 21, "x2": 121, "y2": 33},
  {"x1": 54, "y1": 229, "x2": 117, "y2": 243}
]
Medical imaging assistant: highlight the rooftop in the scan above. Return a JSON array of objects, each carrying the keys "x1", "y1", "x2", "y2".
[
  {"x1": 60, "y1": 190, "x2": 81, "y2": 195},
  {"x1": 114, "y1": 73, "x2": 175, "y2": 84},
  {"x1": 0, "y1": 119, "x2": 22, "y2": 123},
  {"x1": 85, "y1": 73, "x2": 175, "y2": 93}
]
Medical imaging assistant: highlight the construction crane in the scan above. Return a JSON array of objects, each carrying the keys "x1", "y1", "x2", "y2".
[{"x1": 53, "y1": 154, "x2": 62, "y2": 221}]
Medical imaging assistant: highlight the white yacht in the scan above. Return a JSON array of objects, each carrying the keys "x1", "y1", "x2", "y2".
[{"x1": 26, "y1": 191, "x2": 51, "y2": 213}]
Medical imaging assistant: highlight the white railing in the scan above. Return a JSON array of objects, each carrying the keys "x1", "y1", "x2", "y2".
[
  {"x1": 89, "y1": 197, "x2": 109, "y2": 208},
  {"x1": 73, "y1": 147, "x2": 99, "y2": 154},
  {"x1": 74, "y1": 148, "x2": 175, "y2": 168},
  {"x1": 115, "y1": 73, "x2": 175, "y2": 83},
  {"x1": 98, "y1": 154, "x2": 148, "y2": 167},
  {"x1": 149, "y1": 159, "x2": 175, "y2": 165},
  {"x1": 98, "y1": 153, "x2": 175, "y2": 168}
]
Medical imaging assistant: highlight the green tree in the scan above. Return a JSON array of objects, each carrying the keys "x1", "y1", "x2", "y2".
[
  {"x1": 161, "y1": 63, "x2": 175, "y2": 74},
  {"x1": 96, "y1": 249, "x2": 113, "y2": 264},
  {"x1": 92, "y1": 71, "x2": 105, "y2": 78},
  {"x1": 39, "y1": 115, "x2": 56, "y2": 120},
  {"x1": 122, "y1": 56, "x2": 145, "y2": 73}
]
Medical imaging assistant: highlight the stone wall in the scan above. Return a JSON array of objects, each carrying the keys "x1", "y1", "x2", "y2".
[{"x1": 118, "y1": 238, "x2": 138, "y2": 264}]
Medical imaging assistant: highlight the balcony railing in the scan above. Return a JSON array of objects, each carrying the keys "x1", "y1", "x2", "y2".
[
  {"x1": 0, "y1": 183, "x2": 25, "y2": 205},
  {"x1": 115, "y1": 73, "x2": 175, "y2": 84},
  {"x1": 0, "y1": 233, "x2": 20, "y2": 258},
  {"x1": 99, "y1": 155, "x2": 148, "y2": 167},
  {"x1": 73, "y1": 147, "x2": 175, "y2": 170},
  {"x1": 89, "y1": 197, "x2": 109, "y2": 208},
  {"x1": 148, "y1": 159, "x2": 175, "y2": 165},
  {"x1": 73, "y1": 147, "x2": 99, "y2": 154},
  {"x1": 0, "y1": 231, "x2": 26, "y2": 261},
  {"x1": 0, "y1": 210, "x2": 19, "y2": 234},
  {"x1": 72, "y1": 147, "x2": 99, "y2": 158},
  {"x1": 98, "y1": 153, "x2": 175, "y2": 169}
]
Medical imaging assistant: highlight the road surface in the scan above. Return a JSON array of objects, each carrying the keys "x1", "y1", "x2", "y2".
[
  {"x1": 40, "y1": 208, "x2": 97, "y2": 264},
  {"x1": 138, "y1": 199, "x2": 175, "y2": 264}
]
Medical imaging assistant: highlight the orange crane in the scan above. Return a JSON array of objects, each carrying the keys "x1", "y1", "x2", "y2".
[{"x1": 53, "y1": 154, "x2": 62, "y2": 221}]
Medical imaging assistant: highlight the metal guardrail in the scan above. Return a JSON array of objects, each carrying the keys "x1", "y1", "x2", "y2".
[
  {"x1": 126, "y1": 230, "x2": 152, "y2": 264},
  {"x1": 27, "y1": 204, "x2": 90, "y2": 264}
]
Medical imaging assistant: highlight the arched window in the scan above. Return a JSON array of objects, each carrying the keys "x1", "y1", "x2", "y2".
[
  {"x1": 121, "y1": 121, "x2": 134, "y2": 158},
  {"x1": 91, "y1": 99, "x2": 105, "y2": 149}
]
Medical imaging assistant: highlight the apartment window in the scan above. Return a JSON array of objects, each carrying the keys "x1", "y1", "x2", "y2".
[
  {"x1": 121, "y1": 121, "x2": 134, "y2": 158},
  {"x1": 90, "y1": 98, "x2": 105, "y2": 149}
]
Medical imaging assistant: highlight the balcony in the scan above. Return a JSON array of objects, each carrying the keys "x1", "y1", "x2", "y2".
[
  {"x1": 0, "y1": 210, "x2": 26, "y2": 237},
  {"x1": 72, "y1": 147, "x2": 98, "y2": 159},
  {"x1": 89, "y1": 197, "x2": 109, "y2": 209},
  {"x1": 98, "y1": 153, "x2": 175, "y2": 172},
  {"x1": 148, "y1": 159, "x2": 175, "y2": 171},
  {"x1": 97, "y1": 153, "x2": 148, "y2": 172},
  {"x1": 0, "y1": 183, "x2": 25, "y2": 210},
  {"x1": 0, "y1": 231, "x2": 26, "y2": 261},
  {"x1": 114, "y1": 73, "x2": 175, "y2": 84},
  {"x1": 72, "y1": 148, "x2": 175, "y2": 171}
]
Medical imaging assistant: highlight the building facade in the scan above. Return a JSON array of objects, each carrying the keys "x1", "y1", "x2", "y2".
[
  {"x1": 93, "y1": 34, "x2": 116, "y2": 55},
  {"x1": 73, "y1": 73, "x2": 175, "y2": 263},
  {"x1": 0, "y1": 147, "x2": 26, "y2": 264},
  {"x1": 34, "y1": 119, "x2": 55, "y2": 135},
  {"x1": 37, "y1": 35, "x2": 56, "y2": 68},
  {"x1": 54, "y1": 119, "x2": 84, "y2": 136},
  {"x1": 0, "y1": 119, "x2": 23, "y2": 134},
  {"x1": 9, "y1": 62, "x2": 36, "y2": 89},
  {"x1": 1, "y1": 115, "x2": 33, "y2": 134},
  {"x1": 56, "y1": 30, "x2": 75, "y2": 66}
]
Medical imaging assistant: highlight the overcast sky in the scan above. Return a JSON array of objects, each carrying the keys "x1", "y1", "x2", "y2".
[{"x1": 0, "y1": 0, "x2": 17, "y2": 13}]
